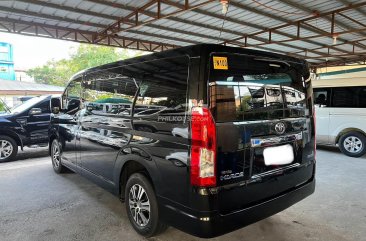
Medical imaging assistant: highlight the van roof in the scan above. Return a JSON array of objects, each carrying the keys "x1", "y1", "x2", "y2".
[
  {"x1": 69, "y1": 44, "x2": 309, "y2": 82},
  {"x1": 312, "y1": 77, "x2": 366, "y2": 88}
]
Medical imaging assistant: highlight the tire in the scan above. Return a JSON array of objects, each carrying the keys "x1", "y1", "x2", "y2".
[
  {"x1": 0, "y1": 135, "x2": 18, "y2": 162},
  {"x1": 338, "y1": 131, "x2": 366, "y2": 158},
  {"x1": 51, "y1": 138, "x2": 66, "y2": 173},
  {"x1": 125, "y1": 173, "x2": 167, "y2": 237},
  {"x1": 57, "y1": 135, "x2": 66, "y2": 150}
]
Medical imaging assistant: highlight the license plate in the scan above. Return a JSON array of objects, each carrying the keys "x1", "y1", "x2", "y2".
[{"x1": 263, "y1": 144, "x2": 294, "y2": 166}]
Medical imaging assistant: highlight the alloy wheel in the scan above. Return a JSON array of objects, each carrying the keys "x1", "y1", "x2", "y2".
[
  {"x1": 52, "y1": 141, "x2": 60, "y2": 168},
  {"x1": 0, "y1": 140, "x2": 13, "y2": 160},
  {"x1": 128, "y1": 184, "x2": 151, "y2": 227},
  {"x1": 343, "y1": 136, "x2": 363, "y2": 153}
]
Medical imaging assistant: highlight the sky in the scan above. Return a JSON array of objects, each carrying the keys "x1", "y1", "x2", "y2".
[{"x1": 0, "y1": 32, "x2": 80, "y2": 70}]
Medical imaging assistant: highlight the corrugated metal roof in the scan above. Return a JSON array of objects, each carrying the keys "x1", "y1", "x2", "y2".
[
  {"x1": 0, "y1": 80, "x2": 64, "y2": 92},
  {"x1": 0, "y1": 0, "x2": 365, "y2": 67}
]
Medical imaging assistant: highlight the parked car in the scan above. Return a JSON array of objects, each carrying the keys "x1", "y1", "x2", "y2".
[
  {"x1": 49, "y1": 44, "x2": 315, "y2": 238},
  {"x1": 313, "y1": 77, "x2": 366, "y2": 157},
  {"x1": 0, "y1": 95, "x2": 61, "y2": 162}
]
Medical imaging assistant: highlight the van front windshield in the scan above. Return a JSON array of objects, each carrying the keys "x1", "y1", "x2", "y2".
[{"x1": 209, "y1": 53, "x2": 307, "y2": 122}]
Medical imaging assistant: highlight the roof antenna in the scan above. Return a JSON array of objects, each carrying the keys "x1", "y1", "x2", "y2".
[{"x1": 218, "y1": 0, "x2": 230, "y2": 44}]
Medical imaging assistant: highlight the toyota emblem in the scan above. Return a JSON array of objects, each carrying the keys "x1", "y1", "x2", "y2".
[{"x1": 274, "y1": 122, "x2": 286, "y2": 135}]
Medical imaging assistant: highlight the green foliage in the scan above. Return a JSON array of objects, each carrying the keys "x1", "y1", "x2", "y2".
[
  {"x1": 0, "y1": 101, "x2": 5, "y2": 112},
  {"x1": 27, "y1": 44, "x2": 143, "y2": 87},
  {"x1": 0, "y1": 98, "x2": 8, "y2": 113},
  {"x1": 238, "y1": 95, "x2": 252, "y2": 112},
  {"x1": 93, "y1": 93, "x2": 115, "y2": 102}
]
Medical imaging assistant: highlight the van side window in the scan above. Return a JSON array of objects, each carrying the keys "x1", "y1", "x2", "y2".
[
  {"x1": 133, "y1": 56, "x2": 189, "y2": 117},
  {"x1": 331, "y1": 87, "x2": 366, "y2": 108},
  {"x1": 82, "y1": 68, "x2": 138, "y2": 116},
  {"x1": 314, "y1": 89, "x2": 329, "y2": 106},
  {"x1": 331, "y1": 87, "x2": 356, "y2": 107},
  {"x1": 359, "y1": 88, "x2": 366, "y2": 107}
]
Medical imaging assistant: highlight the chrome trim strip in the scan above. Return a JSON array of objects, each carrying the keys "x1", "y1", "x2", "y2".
[
  {"x1": 251, "y1": 163, "x2": 301, "y2": 179},
  {"x1": 231, "y1": 117, "x2": 306, "y2": 125},
  {"x1": 251, "y1": 132, "x2": 303, "y2": 147},
  {"x1": 209, "y1": 81, "x2": 282, "y2": 87}
]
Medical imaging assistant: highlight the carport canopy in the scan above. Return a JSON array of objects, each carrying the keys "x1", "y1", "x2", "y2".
[{"x1": 1, "y1": 0, "x2": 366, "y2": 68}]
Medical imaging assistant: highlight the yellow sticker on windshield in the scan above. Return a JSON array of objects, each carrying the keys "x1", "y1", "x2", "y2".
[{"x1": 213, "y1": 56, "x2": 228, "y2": 70}]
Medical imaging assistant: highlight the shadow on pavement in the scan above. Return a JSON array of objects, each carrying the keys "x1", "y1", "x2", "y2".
[
  {"x1": 15, "y1": 146, "x2": 49, "y2": 161},
  {"x1": 317, "y1": 145, "x2": 340, "y2": 153},
  {"x1": 317, "y1": 145, "x2": 366, "y2": 159}
]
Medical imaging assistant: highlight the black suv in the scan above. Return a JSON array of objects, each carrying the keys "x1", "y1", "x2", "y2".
[
  {"x1": 0, "y1": 95, "x2": 60, "y2": 162},
  {"x1": 49, "y1": 44, "x2": 316, "y2": 238}
]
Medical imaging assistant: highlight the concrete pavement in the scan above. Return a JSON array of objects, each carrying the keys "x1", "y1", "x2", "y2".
[{"x1": 0, "y1": 147, "x2": 365, "y2": 241}]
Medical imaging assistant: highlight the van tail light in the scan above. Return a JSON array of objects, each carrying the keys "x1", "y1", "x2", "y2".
[{"x1": 190, "y1": 107, "x2": 217, "y2": 187}]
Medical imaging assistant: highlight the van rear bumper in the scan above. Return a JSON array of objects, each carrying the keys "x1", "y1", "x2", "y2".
[{"x1": 159, "y1": 177, "x2": 315, "y2": 238}]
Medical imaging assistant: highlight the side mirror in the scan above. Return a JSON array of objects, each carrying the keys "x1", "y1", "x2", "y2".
[
  {"x1": 29, "y1": 108, "x2": 42, "y2": 116},
  {"x1": 66, "y1": 99, "x2": 81, "y2": 114},
  {"x1": 52, "y1": 107, "x2": 60, "y2": 114}
]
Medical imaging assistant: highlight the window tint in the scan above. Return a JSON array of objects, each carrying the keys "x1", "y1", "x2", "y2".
[
  {"x1": 211, "y1": 84, "x2": 305, "y2": 122},
  {"x1": 209, "y1": 53, "x2": 307, "y2": 122},
  {"x1": 359, "y1": 87, "x2": 366, "y2": 107},
  {"x1": 81, "y1": 55, "x2": 189, "y2": 123},
  {"x1": 82, "y1": 67, "x2": 137, "y2": 116},
  {"x1": 332, "y1": 87, "x2": 355, "y2": 107},
  {"x1": 330, "y1": 87, "x2": 366, "y2": 108},
  {"x1": 134, "y1": 56, "x2": 189, "y2": 119}
]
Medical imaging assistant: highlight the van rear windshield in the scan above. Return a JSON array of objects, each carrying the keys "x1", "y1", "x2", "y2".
[{"x1": 208, "y1": 53, "x2": 307, "y2": 122}]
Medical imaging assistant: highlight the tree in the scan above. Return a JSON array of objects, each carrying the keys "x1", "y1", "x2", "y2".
[
  {"x1": 27, "y1": 44, "x2": 143, "y2": 86},
  {"x1": 0, "y1": 100, "x2": 5, "y2": 112},
  {"x1": 26, "y1": 59, "x2": 70, "y2": 86}
]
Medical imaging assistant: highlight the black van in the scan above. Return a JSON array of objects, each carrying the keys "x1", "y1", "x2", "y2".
[
  {"x1": 49, "y1": 44, "x2": 315, "y2": 238},
  {"x1": 0, "y1": 95, "x2": 60, "y2": 162}
]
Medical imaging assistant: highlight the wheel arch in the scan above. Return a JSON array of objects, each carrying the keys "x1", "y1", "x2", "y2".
[
  {"x1": 335, "y1": 128, "x2": 366, "y2": 144},
  {"x1": 0, "y1": 129, "x2": 24, "y2": 150},
  {"x1": 48, "y1": 133, "x2": 58, "y2": 156},
  {"x1": 116, "y1": 156, "x2": 158, "y2": 201}
]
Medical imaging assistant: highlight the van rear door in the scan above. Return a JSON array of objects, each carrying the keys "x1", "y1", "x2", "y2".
[{"x1": 208, "y1": 53, "x2": 315, "y2": 214}]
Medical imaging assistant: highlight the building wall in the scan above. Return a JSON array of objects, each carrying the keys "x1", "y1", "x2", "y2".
[
  {"x1": 0, "y1": 91, "x2": 63, "y2": 108},
  {"x1": 15, "y1": 70, "x2": 35, "y2": 83},
  {"x1": 0, "y1": 42, "x2": 15, "y2": 81},
  {"x1": 317, "y1": 65, "x2": 366, "y2": 80}
]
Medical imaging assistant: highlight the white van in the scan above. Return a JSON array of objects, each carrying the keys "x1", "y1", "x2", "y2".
[{"x1": 313, "y1": 77, "x2": 366, "y2": 157}]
